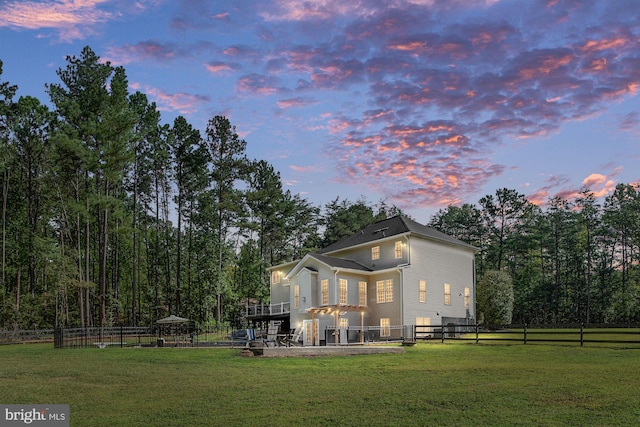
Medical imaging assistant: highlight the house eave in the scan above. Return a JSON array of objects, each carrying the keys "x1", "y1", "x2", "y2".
[{"x1": 320, "y1": 232, "x2": 411, "y2": 256}]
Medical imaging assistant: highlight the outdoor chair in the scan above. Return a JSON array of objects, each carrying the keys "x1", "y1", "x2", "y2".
[
  {"x1": 280, "y1": 328, "x2": 303, "y2": 346},
  {"x1": 265, "y1": 322, "x2": 280, "y2": 347}
]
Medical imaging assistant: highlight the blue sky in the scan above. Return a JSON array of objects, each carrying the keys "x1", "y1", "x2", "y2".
[{"x1": 1, "y1": 0, "x2": 638, "y2": 223}]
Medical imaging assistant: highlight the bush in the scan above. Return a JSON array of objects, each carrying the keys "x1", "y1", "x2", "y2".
[{"x1": 477, "y1": 270, "x2": 514, "y2": 326}]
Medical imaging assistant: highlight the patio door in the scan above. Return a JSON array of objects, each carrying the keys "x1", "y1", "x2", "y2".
[
  {"x1": 339, "y1": 318, "x2": 348, "y2": 345},
  {"x1": 302, "y1": 319, "x2": 319, "y2": 346}
]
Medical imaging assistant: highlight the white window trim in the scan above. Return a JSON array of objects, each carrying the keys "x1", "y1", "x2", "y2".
[
  {"x1": 419, "y1": 280, "x2": 426, "y2": 303},
  {"x1": 339, "y1": 279, "x2": 348, "y2": 305}
]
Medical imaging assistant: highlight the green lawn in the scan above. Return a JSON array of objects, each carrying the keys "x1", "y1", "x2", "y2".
[{"x1": 1, "y1": 343, "x2": 638, "y2": 426}]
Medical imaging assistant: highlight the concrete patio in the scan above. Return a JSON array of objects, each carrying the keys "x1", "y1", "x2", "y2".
[{"x1": 245, "y1": 344, "x2": 405, "y2": 357}]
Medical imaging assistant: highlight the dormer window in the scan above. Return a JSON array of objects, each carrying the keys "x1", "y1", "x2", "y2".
[{"x1": 371, "y1": 246, "x2": 380, "y2": 260}]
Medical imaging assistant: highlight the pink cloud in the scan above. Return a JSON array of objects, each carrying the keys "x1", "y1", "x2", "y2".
[
  {"x1": 204, "y1": 61, "x2": 238, "y2": 74},
  {"x1": 236, "y1": 73, "x2": 282, "y2": 95},
  {"x1": 290, "y1": 165, "x2": 320, "y2": 173},
  {"x1": 620, "y1": 112, "x2": 640, "y2": 131},
  {"x1": 143, "y1": 86, "x2": 210, "y2": 114},
  {"x1": 582, "y1": 173, "x2": 607, "y2": 188},
  {"x1": 0, "y1": 0, "x2": 114, "y2": 41},
  {"x1": 0, "y1": 0, "x2": 159, "y2": 41},
  {"x1": 276, "y1": 97, "x2": 317, "y2": 109},
  {"x1": 106, "y1": 41, "x2": 178, "y2": 64}
]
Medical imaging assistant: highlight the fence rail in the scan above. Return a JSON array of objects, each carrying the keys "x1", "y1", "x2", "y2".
[
  {"x1": 3, "y1": 323, "x2": 639, "y2": 348},
  {"x1": 0, "y1": 329, "x2": 55, "y2": 345},
  {"x1": 412, "y1": 324, "x2": 640, "y2": 347}
]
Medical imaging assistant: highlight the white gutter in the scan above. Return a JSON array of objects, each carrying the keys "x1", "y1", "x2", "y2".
[
  {"x1": 396, "y1": 263, "x2": 410, "y2": 325},
  {"x1": 334, "y1": 269, "x2": 339, "y2": 306},
  {"x1": 404, "y1": 235, "x2": 411, "y2": 265}
]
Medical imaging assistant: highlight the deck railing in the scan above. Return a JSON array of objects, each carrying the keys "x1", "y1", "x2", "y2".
[{"x1": 246, "y1": 302, "x2": 291, "y2": 317}]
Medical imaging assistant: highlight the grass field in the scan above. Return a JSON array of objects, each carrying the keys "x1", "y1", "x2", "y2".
[{"x1": 1, "y1": 342, "x2": 638, "y2": 426}]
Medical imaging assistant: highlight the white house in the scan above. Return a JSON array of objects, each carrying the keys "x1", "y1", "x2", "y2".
[{"x1": 254, "y1": 215, "x2": 477, "y2": 345}]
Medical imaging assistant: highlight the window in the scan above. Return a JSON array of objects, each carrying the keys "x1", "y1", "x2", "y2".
[
  {"x1": 271, "y1": 271, "x2": 280, "y2": 284},
  {"x1": 321, "y1": 279, "x2": 329, "y2": 305},
  {"x1": 380, "y1": 318, "x2": 391, "y2": 337},
  {"x1": 371, "y1": 246, "x2": 380, "y2": 260},
  {"x1": 416, "y1": 317, "x2": 431, "y2": 338},
  {"x1": 395, "y1": 241, "x2": 402, "y2": 259},
  {"x1": 385, "y1": 279, "x2": 393, "y2": 303},
  {"x1": 376, "y1": 281, "x2": 385, "y2": 303},
  {"x1": 419, "y1": 280, "x2": 426, "y2": 303},
  {"x1": 464, "y1": 287, "x2": 470, "y2": 308},
  {"x1": 294, "y1": 285, "x2": 299, "y2": 309},
  {"x1": 339, "y1": 279, "x2": 348, "y2": 305},
  {"x1": 444, "y1": 283, "x2": 451, "y2": 305},
  {"x1": 377, "y1": 279, "x2": 393, "y2": 303},
  {"x1": 339, "y1": 318, "x2": 348, "y2": 329},
  {"x1": 359, "y1": 281, "x2": 367, "y2": 306}
]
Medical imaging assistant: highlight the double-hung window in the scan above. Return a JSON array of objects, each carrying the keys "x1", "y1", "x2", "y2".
[
  {"x1": 444, "y1": 283, "x2": 451, "y2": 305},
  {"x1": 376, "y1": 279, "x2": 393, "y2": 303},
  {"x1": 359, "y1": 281, "x2": 367, "y2": 306},
  {"x1": 419, "y1": 280, "x2": 426, "y2": 303},
  {"x1": 321, "y1": 279, "x2": 329, "y2": 305},
  {"x1": 395, "y1": 241, "x2": 402, "y2": 259},
  {"x1": 339, "y1": 279, "x2": 348, "y2": 305}
]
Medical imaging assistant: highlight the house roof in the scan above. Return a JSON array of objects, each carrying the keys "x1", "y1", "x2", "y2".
[
  {"x1": 318, "y1": 215, "x2": 477, "y2": 254},
  {"x1": 308, "y1": 253, "x2": 372, "y2": 272},
  {"x1": 284, "y1": 253, "x2": 373, "y2": 279}
]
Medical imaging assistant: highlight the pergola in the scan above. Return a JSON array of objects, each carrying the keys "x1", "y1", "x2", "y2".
[{"x1": 306, "y1": 304, "x2": 368, "y2": 345}]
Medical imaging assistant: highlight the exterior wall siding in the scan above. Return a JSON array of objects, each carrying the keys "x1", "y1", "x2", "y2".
[
  {"x1": 402, "y1": 238, "x2": 475, "y2": 326},
  {"x1": 328, "y1": 236, "x2": 409, "y2": 271}
]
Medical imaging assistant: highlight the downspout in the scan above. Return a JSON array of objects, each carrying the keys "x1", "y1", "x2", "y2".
[
  {"x1": 404, "y1": 235, "x2": 410, "y2": 265},
  {"x1": 398, "y1": 235, "x2": 411, "y2": 327},
  {"x1": 397, "y1": 263, "x2": 409, "y2": 327},
  {"x1": 334, "y1": 269, "x2": 340, "y2": 345},
  {"x1": 473, "y1": 257, "x2": 477, "y2": 324}
]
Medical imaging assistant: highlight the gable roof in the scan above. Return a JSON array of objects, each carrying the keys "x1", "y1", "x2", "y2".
[
  {"x1": 318, "y1": 215, "x2": 476, "y2": 254},
  {"x1": 284, "y1": 252, "x2": 373, "y2": 279},
  {"x1": 309, "y1": 253, "x2": 372, "y2": 272}
]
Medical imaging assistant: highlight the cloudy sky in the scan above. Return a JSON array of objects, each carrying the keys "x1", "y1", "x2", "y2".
[{"x1": 1, "y1": 0, "x2": 638, "y2": 223}]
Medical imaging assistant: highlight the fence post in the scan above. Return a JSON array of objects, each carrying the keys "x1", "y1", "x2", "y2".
[
  {"x1": 580, "y1": 323, "x2": 584, "y2": 347},
  {"x1": 524, "y1": 324, "x2": 527, "y2": 345},
  {"x1": 121, "y1": 326, "x2": 124, "y2": 348},
  {"x1": 441, "y1": 324, "x2": 445, "y2": 344},
  {"x1": 475, "y1": 324, "x2": 479, "y2": 344},
  {"x1": 54, "y1": 327, "x2": 63, "y2": 349}
]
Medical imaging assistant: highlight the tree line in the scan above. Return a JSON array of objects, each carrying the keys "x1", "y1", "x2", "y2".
[
  {"x1": 429, "y1": 187, "x2": 640, "y2": 325},
  {"x1": 0, "y1": 46, "x2": 402, "y2": 329},
  {"x1": 1, "y1": 46, "x2": 638, "y2": 329}
]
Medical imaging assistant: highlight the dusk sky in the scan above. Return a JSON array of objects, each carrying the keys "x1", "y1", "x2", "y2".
[{"x1": 1, "y1": 0, "x2": 639, "y2": 223}]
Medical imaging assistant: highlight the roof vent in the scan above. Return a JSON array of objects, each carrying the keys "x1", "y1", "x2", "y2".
[{"x1": 373, "y1": 227, "x2": 389, "y2": 234}]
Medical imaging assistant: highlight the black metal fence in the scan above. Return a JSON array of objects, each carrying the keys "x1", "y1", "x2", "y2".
[
  {"x1": 54, "y1": 327, "x2": 158, "y2": 348},
  {"x1": 412, "y1": 324, "x2": 640, "y2": 347},
  {"x1": 0, "y1": 329, "x2": 55, "y2": 345},
  {"x1": 52, "y1": 325, "x2": 243, "y2": 349}
]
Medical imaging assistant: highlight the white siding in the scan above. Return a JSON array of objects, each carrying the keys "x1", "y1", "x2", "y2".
[
  {"x1": 328, "y1": 237, "x2": 409, "y2": 271},
  {"x1": 401, "y1": 238, "x2": 475, "y2": 325}
]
